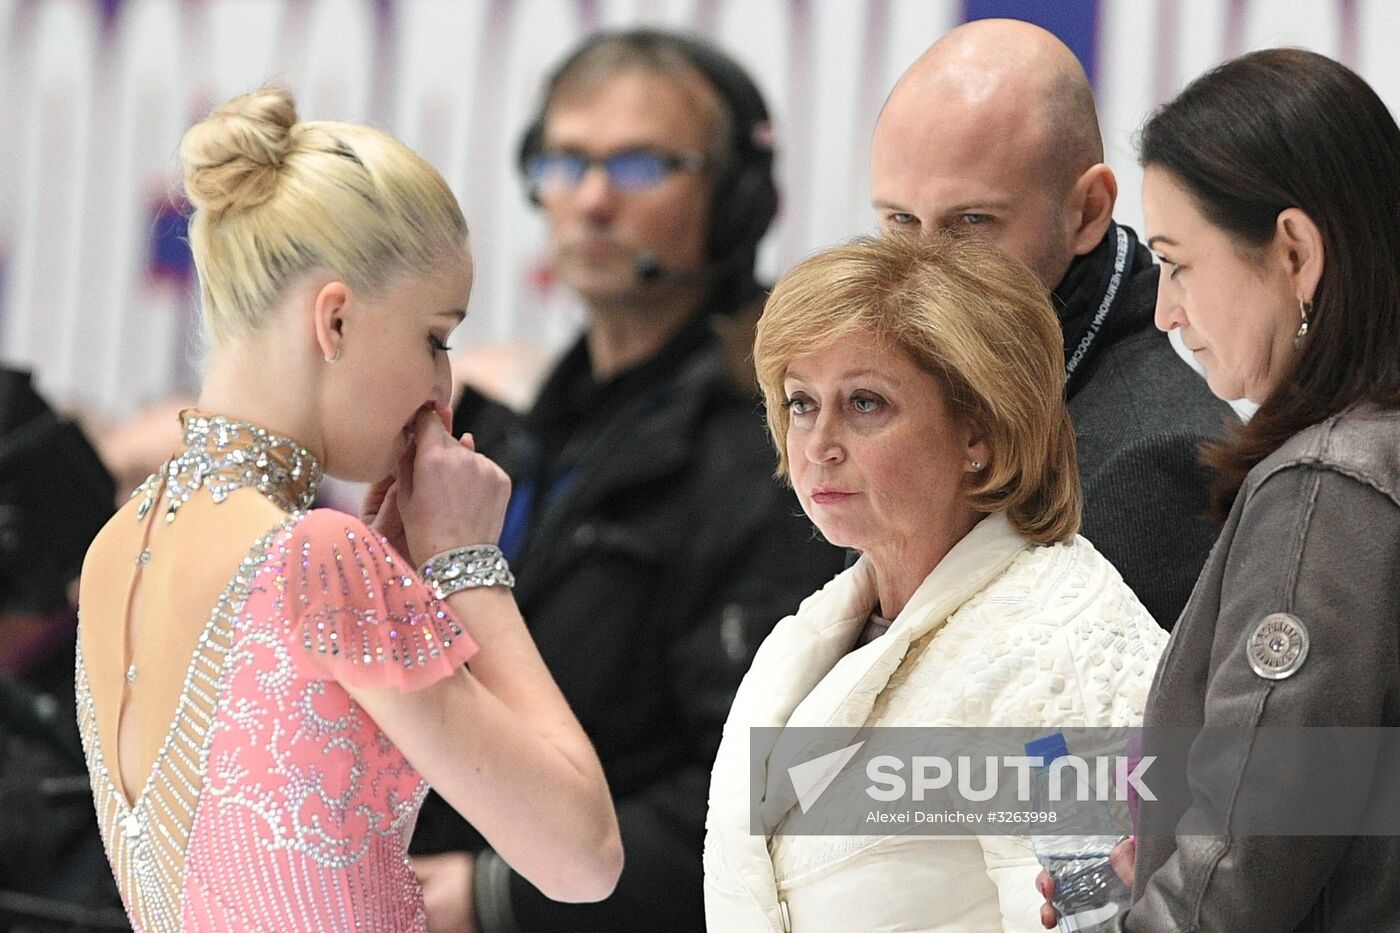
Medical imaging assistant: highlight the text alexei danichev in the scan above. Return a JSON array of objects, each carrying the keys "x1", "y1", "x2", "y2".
[{"x1": 864, "y1": 810, "x2": 1059, "y2": 825}]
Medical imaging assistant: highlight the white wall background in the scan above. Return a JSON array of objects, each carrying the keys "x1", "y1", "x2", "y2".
[{"x1": 0, "y1": 0, "x2": 1388, "y2": 422}]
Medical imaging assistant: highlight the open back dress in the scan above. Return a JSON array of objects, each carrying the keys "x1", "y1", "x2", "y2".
[{"x1": 75, "y1": 411, "x2": 477, "y2": 932}]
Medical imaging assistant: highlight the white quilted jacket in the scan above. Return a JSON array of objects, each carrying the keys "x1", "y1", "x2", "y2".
[{"x1": 703, "y1": 512, "x2": 1166, "y2": 933}]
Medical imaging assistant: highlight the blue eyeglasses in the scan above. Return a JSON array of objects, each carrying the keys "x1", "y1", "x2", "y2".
[{"x1": 525, "y1": 148, "x2": 707, "y2": 193}]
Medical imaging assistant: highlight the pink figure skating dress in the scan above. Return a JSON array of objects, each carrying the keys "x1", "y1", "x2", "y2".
[{"x1": 76, "y1": 412, "x2": 477, "y2": 931}]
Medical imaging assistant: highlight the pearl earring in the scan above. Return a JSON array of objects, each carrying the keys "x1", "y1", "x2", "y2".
[{"x1": 969, "y1": 459, "x2": 984, "y2": 472}]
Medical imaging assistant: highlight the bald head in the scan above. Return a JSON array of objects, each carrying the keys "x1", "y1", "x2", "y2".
[
  {"x1": 871, "y1": 19, "x2": 1115, "y2": 288},
  {"x1": 901, "y1": 20, "x2": 1103, "y2": 179}
]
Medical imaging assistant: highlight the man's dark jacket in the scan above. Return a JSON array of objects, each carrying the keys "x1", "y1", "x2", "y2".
[
  {"x1": 1057, "y1": 223, "x2": 1235, "y2": 627},
  {"x1": 412, "y1": 313, "x2": 847, "y2": 932}
]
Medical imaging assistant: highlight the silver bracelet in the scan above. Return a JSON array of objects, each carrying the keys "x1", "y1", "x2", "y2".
[{"x1": 419, "y1": 544, "x2": 515, "y2": 599}]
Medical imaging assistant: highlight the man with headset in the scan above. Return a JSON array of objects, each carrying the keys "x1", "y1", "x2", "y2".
[{"x1": 409, "y1": 29, "x2": 845, "y2": 933}]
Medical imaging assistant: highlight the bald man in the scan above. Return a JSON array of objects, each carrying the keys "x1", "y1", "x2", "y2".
[{"x1": 872, "y1": 19, "x2": 1233, "y2": 628}]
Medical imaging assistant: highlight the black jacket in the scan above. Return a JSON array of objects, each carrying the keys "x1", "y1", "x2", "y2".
[
  {"x1": 1057, "y1": 225, "x2": 1235, "y2": 627},
  {"x1": 413, "y1": 316, "x2": 847, "y2": 933}
]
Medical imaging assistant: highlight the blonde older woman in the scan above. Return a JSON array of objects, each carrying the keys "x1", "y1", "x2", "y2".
[{"x1": 703, "y1": 234, "x2": 1166, "y2": 932}]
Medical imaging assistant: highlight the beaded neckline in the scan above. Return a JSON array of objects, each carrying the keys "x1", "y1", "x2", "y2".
[{"x1": 134, "y1": 411, "x2": 323, "y2": 522}]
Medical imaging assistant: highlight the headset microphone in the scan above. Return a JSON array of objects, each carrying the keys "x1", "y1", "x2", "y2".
[
  {"x1": 632, "y1": 251, "x2": 714, "y2": 286},
  {"x1": 634, "y1": 252, "x2": 666, "y2": 283},
  {"x1": 633, "y1": 245, "x2": 755, "y2": 287}
]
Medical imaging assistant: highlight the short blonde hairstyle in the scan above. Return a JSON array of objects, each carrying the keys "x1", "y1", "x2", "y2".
[
  {"x1": 755, "y1": 234, "x2": 1081, "y2": 545},
  {"x1": 179, "y1": 87, "x2": 468, "y2": 345}
]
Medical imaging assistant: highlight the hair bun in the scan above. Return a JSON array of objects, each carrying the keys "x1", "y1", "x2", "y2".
[{"x1": 180, "y1": 87, "x2": 299, "y2": 216}]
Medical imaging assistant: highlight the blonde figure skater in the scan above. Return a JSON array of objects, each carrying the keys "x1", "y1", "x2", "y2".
[{"x1": 75, "y1": 88, "x2": 622, "y2": 931}]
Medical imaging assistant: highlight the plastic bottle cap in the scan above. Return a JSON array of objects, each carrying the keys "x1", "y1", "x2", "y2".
[{"x1": 1024, "y1": 732, "x2": 1068, "y2": 762}]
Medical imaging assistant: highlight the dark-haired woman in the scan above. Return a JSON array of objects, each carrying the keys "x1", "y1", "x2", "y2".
[{"x1": 1040, "y1": 47, "x2": 1400, "y2": 931}]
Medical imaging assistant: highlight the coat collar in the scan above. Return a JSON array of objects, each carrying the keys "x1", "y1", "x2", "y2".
[
  {"x1": 1052, "y1": 222, "x2": 1156, "y2": 398},
  {"x1": 706, "y1": 512, "x2": 1030, "y2": 922}
]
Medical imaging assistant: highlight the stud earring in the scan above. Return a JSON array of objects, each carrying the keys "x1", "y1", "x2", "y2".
[
  {"x1": 1295, "y1": 299, "x2": 1312, "y2": 350},
  {"x1": 969, "y1": 459, "x2": 984, "y2": 472}
]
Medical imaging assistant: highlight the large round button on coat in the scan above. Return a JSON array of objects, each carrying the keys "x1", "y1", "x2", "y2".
[{"x1": 1247, "y1": 612, "x2": 1310, "y2": 680}]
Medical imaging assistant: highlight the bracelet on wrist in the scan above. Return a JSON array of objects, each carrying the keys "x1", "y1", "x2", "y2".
[{"x1": 419, "y1": 544, "x2": 515, "y2": 599}]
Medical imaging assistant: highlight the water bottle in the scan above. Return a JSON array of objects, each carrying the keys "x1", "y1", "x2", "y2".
[{"x1": 1024, "y1": 732, "x2": 1132, "y2": 932}]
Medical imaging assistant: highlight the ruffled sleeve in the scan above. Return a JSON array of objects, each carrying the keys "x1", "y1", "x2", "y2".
[{"x1": 277, "y1": 509, "x2": 478, "y2": 691}]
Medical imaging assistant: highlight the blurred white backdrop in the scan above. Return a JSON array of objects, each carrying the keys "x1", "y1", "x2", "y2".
[{"x1": 0, "y1": 0, "x2": 1386, "y2": 422}]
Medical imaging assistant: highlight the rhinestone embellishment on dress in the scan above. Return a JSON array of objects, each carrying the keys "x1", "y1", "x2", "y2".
[{"x1": 133, "y1": 412, "x2": 323, "y2": 522}]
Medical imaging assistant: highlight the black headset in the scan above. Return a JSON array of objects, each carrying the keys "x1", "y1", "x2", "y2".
[{"x1": 517, "y1": 29, "x2": 779, "y2": 275}]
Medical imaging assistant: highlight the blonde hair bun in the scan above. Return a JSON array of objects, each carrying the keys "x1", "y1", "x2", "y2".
[
  {"x1": 180, "y1": 87, "x2": 298, "y2": 216},
  {"x1": 183, "y1": 86, "x2": 466, "y2": 344}
]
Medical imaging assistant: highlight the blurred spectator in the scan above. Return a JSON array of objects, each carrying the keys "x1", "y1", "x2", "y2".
[
  {"x1": 0, "y1": 367, "x2": 126, "y2": 930},
  {"x1": 409, "y1": 29, "x2": 848, "y2": 933}
]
